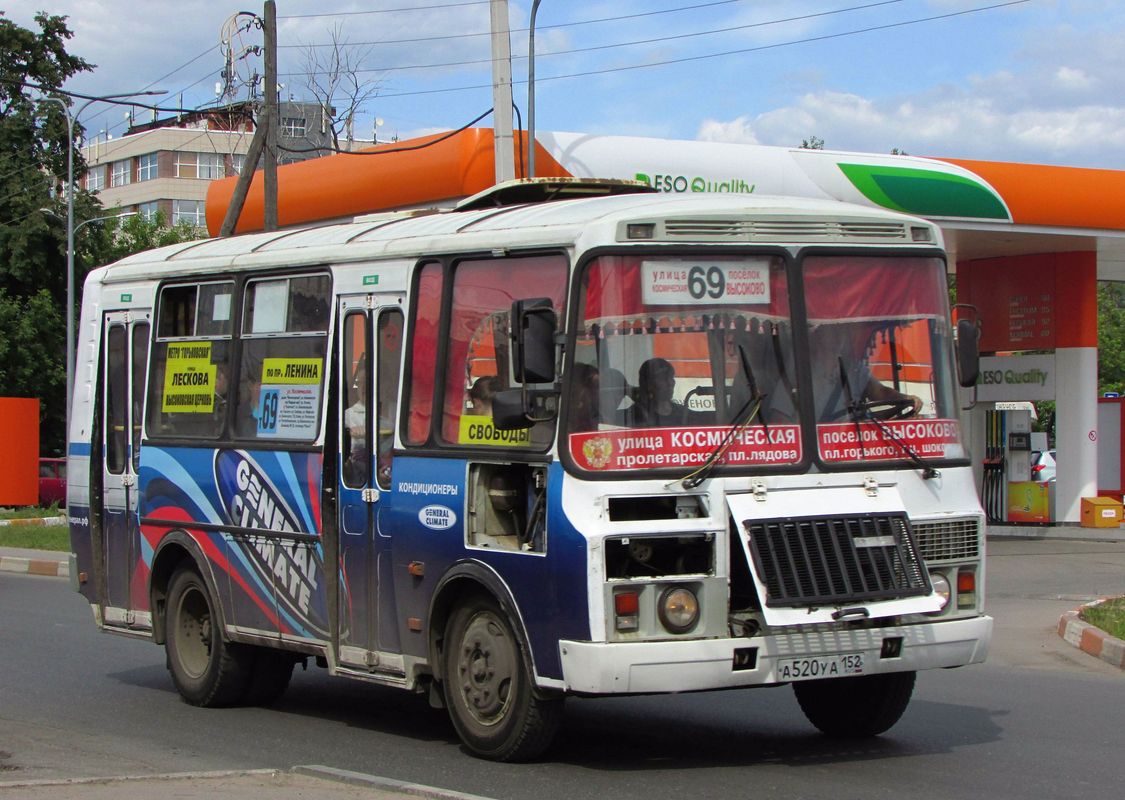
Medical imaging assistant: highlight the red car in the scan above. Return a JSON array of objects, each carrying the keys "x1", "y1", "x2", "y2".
[{"x1": 38, "y1": 458, "x2": 66, "y2": 508}]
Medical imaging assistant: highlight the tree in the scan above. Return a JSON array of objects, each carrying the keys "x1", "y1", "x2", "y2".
[
  {"x1": 300, "y1": 23, "x2": 382, "y2": 150},
  {"x1": 799, "y1": 136, "x2": 825, "y2": 150},
  {"x1": 0, "y1": 12, "x2": 93, "y2": 457},
  {"x1": 86, "y1": 211, "x2": 204, "y2": 266},
  {"x1": 1097, "y1": 282, "x2": 1125, "y2": 395}
]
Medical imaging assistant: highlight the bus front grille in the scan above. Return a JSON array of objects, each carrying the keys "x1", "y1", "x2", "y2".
[
  {"x1": 741, "y1": 513, "x2": 930, "y2": 607},
  {"x1": 912, "y1": 517, "x2": 981, "y2": 562}
]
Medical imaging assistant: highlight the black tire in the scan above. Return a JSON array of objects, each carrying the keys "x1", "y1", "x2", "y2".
[
  {"x1": 242, "y1": 647, "x2": 296, "y2": 707},
  {"x1": 442, "y1": 594, "x2": 563, "y2": 761},
  {"x1": 165, "y1": 566, "x2": 251, "y2": 707},
  {"x1": 793, "y1": 671, "x2": 916, "y2": 737}
]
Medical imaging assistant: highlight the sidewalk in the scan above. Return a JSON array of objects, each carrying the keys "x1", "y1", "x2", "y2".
[{"x1": 0, "y1": 765, "x2": 494, "y2": 799}]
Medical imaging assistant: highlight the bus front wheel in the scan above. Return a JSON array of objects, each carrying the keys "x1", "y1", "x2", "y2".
[
  {"x1": 441, "y1": 595, "x2": 562, "y2": 761},
  {"x1": 165, "y1": 565, "x2": 251, "y2": 707},
  {"x1": 792, "y1": 671, "x2": 916, "y2": 737}
]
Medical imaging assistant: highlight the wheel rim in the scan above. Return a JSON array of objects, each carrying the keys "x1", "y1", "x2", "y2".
[
  {"x1": 175, "y1": 583, "x2": 213, "y2": 679},
  {"x1": 455, "y1": 610, "x2": 518, "y2": 727}
]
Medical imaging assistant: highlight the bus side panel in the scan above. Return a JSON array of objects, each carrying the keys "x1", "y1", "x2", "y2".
[
  {"x1": 384, "y1": 458, "x2": 590, "y2": 681},
  {"x1": 69, "y1": 280, "x2": 103, "y2": 605},
  {"x1": 139, "y1": 445, "x2": 329, "y2": 642}
]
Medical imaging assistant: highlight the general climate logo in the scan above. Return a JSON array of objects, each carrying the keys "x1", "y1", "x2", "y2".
[{"x1": 214, "y1": 450, "x2": 328, "y2": 637}]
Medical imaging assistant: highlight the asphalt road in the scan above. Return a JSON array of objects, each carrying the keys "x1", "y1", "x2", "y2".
[{"x1": 2, "y1": 538, "x2": 1123, "y2": 800}]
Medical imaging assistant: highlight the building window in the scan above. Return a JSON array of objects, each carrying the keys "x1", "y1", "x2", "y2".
[
  {"x1": 228, "y1": 153, "x2": 245, "y2": 177},
  {"x1": 85, "y1": 165, "x2": 106, "y2": 192},
  {"x1": 172, "y1": 199, "x2": 206, "y2": 227},
  {"x1": 280, "y1": 117, "x2": 307, "y2": 137},
  {"x1": 138, "y1": 201, "x2": 160, "y2": 223},
  {"x1": 137, "y1": 152, "x2": 159, "y2": 181},
  {"x1": 175, "y1": 152, "x2": 226, "y2": 179},
  {"x1": 111, "y1": 159, "x2": 131, "y2": 187}
]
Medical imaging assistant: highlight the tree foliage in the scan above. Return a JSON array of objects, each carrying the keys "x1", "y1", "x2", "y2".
[
  {"x1": 0, "y1": 12, "x2": 93, "y2": 456},
  {"x1": 1097, "y1": 282, "x2": 1125, "y2": 396}
]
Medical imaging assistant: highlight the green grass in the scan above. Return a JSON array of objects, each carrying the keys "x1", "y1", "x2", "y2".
[
  {"x1": 0, "y1": 526, "x2": 70, "y2": 552},
  {"x1": 1080, "y1": 597, "x2": 1125, "y2": 640},
  {"x1": 0, "y1": 505, "x2": 61, "y2": 520}
]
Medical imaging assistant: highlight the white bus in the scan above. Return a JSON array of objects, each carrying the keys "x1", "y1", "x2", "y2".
[{"x1": 68, "y1": 180, "x2": 991, "y2": 761}]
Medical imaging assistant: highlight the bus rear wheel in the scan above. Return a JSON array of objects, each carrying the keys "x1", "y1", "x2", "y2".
[
  {"x1": 165, "y1": 565, "x2": 251, "y2": 707},
  {"x1": 793, "y1": 671, "x2": 916, "y2": 737},
  {"x1": 442, "y1": 595, "x2": 562, "y2": 761}
]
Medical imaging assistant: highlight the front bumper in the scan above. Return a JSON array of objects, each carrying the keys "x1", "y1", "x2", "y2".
[{"x1": 558, "y1": 615, "x2": 992, "y2": 694}]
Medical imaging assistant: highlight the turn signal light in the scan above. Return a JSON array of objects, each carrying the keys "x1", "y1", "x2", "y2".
[
  {"x1": 957, "y1": 570, "x2": 976, "y2": 609},
  {"x1": 614, "y1": 590, "x2": 640, "y2": 631}
]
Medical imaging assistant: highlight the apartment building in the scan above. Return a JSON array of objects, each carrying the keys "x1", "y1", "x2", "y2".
[{"x1": 82, "y1": 100, "x2": 342, "y2": 228}]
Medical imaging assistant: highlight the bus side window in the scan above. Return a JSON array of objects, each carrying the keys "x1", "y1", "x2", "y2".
[
  {"x1": 236, "y1": 274, "x2": 330, "y2": 441},
  {"x1": 375, "y1": 309, "x2": 403, "y2": 489}
]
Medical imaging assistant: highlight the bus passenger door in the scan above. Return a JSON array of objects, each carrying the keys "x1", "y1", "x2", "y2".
[
  {"x1": 100, "y1": 310, "x2": 151, "y2": 630},
  {"x1": 336, "y1": 296, "x2": 405, "y2": 667}
]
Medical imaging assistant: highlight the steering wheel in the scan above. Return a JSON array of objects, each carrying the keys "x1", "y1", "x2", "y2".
[{"x1": 857, "y1": 398, "x2": 918, "y2": 420}]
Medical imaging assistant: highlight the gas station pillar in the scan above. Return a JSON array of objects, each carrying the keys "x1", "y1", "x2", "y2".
[{"x1": 958, "y1": 252, "x2": 1098, "y2": 523}]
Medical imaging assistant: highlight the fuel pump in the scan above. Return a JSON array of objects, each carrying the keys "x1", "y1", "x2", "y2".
[{"x1": 982, "y1": 407, "x2": 1041, "y2": 522}]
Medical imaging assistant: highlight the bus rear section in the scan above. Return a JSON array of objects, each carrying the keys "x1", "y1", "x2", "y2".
[{"x1": 68, "y1": 191, "x2": 991, "y2": 762}]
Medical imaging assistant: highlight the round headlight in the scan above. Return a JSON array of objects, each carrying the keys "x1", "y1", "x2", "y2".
[
  {"x1": 930, "y1": 572, "x2": 951, "y2": 611},
  {"x1": 658, "y1": 586, "x2": 700, "y2": 634}
]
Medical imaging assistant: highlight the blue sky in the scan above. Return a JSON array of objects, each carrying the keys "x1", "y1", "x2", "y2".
[{"x1": 7, "y1": 1, "x2": 1125, "y2": 168}]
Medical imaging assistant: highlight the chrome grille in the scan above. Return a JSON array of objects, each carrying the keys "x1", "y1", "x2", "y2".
[
  {"x1": 741, "y1": 513, "x2": 930, "y2": 608},
  {"x1": 913, "y1": 518, "x2": 981, "y2": 562}
]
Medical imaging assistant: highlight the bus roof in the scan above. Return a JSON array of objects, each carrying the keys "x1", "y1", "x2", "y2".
[{"x1": 94, "y1": 191, "x2": 940, "y2": 284}]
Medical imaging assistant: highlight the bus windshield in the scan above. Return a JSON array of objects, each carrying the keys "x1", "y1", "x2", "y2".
[
  {"x1": 566, "y1": 252, "x2": 965, "y2": 474},
  {"x1": 804, "y1": 254, "x2": 964, "y2": 465},
  {"x1": 567, "y1": 253, "x2": 803, "y2": 473}
]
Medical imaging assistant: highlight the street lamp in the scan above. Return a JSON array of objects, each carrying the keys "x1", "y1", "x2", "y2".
[
  {"x1": 38, "y1": 90, "x2": 164, "y2": 448},
  {"x1": 527, "y1": 0, "x2": 543, "y2": 178}
]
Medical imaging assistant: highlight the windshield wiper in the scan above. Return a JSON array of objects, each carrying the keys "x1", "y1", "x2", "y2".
[
  {"x1": 679, "y1": 346, "x2": 765, "y2": 489},
  {"x1": 839, "y1": 356, "x2": 939, "y2": 480}
]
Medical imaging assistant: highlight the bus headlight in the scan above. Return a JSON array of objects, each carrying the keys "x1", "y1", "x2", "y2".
[
  {"x1": 658, "y1": 586, "x2": 699, "y2": 634},
  {"x1": 929, "y1": 572, "x2": 951, "y2": 611}
]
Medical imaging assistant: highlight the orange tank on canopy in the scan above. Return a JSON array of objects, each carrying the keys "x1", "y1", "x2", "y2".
[{"x1": 205, "y1": 128, "x2": 570, "y2": 236}]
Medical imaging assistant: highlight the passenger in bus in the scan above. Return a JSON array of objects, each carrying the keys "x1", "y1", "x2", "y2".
[
  {"x1": 632, "y1": 357, "x2": 689, "y2": 427},
  {"x1": 599, "y1": 367, "x2": 631, "y2": 426},
  {"x1": 468, "y1": 375, "x2": 501, "y2": 416},
  {"x1": 345, "y1": 355, "x2": 367, "y2": 478},
  {"x1": 569, "y1": 363, "x2": 601, "y2": 431}
]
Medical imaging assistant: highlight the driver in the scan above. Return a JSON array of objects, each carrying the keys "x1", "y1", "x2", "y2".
[{"x1": 812, "y1": 322, "x2": 922, "y2": 421}]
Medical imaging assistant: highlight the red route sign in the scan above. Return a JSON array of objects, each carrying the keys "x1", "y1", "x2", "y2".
[
  {"x1": 817, "y1": 419, "x2": 962, "y2": 463},
  {"x1": 569, "y1": 424, "x2": 802, "y2": 471}
]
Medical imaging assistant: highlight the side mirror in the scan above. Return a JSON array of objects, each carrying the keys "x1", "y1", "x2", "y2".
[
  {"x1": 492, "y1": 389, "x2": 529, "y2": 430},
  {"x1": 512, "y1": 298, "x2": 557, "y2": 384},
  {"x1": 954, "y1": 313, "x2": 981, "y2": 388}
]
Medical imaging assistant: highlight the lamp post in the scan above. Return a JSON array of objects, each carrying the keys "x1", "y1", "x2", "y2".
[
  {"x1": 38, "y1": 90, "x2": 164, "y2": 447},
  {"x1": 527, "y1": 0, "x2": 543, "y2": 178}
]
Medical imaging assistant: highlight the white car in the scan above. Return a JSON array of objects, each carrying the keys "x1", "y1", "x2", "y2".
[{"x1": 1031, "y1": 450, "x2": 1056, "y2": 483}]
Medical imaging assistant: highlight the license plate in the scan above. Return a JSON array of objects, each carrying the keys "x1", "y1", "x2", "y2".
[{"x1": 777, "y1": 653, "x2": 865, "y2": 682}]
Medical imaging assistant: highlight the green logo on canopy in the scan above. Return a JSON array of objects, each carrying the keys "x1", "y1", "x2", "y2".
[{"x1": 838, "y1": 163, "x2": 1010, "y2": 220}]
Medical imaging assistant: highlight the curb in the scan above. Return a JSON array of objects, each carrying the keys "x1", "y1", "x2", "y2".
[
  {"x1": 0, "y1": 515, "x2": 66, "y2": 528},
  {"x1": 294, "y1": 765, "x2": 496, "y2": 800},
  {"x1": 0, "y1": 555, "x2": 69, "y2": 579},
  {"x1": 1057, "y1": 600, "x2": 1125, "y2": 670}
]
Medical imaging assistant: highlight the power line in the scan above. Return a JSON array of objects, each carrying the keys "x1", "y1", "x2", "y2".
[
  {"x1": 363, "y1": 0, "x2": 1031, "y2": 100},
  {"x1": 277, "y1": 0, "x2": 908, "y2": 80},
  {"x1": 279, "y1": 0, "x2": 492, "y2": 19},
  {"x1": 278, "y1": 0, "x2": 747, "y2": 49}
]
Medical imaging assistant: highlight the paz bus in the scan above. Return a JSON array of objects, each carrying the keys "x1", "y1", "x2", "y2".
[{"x1": 68, "y1": 179, "x2": 991, "y2": 761}]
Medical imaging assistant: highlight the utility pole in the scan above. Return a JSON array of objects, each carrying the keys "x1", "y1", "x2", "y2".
[
  {"x1": 490, "y1": 0, "x2": 515, "y2": 183},
  {"x1": 263, "y1": 0, "x2": 278, "y2": 230},
  {"x1": 218, "y1": 0, "x2": 277, "y2": 237}
]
